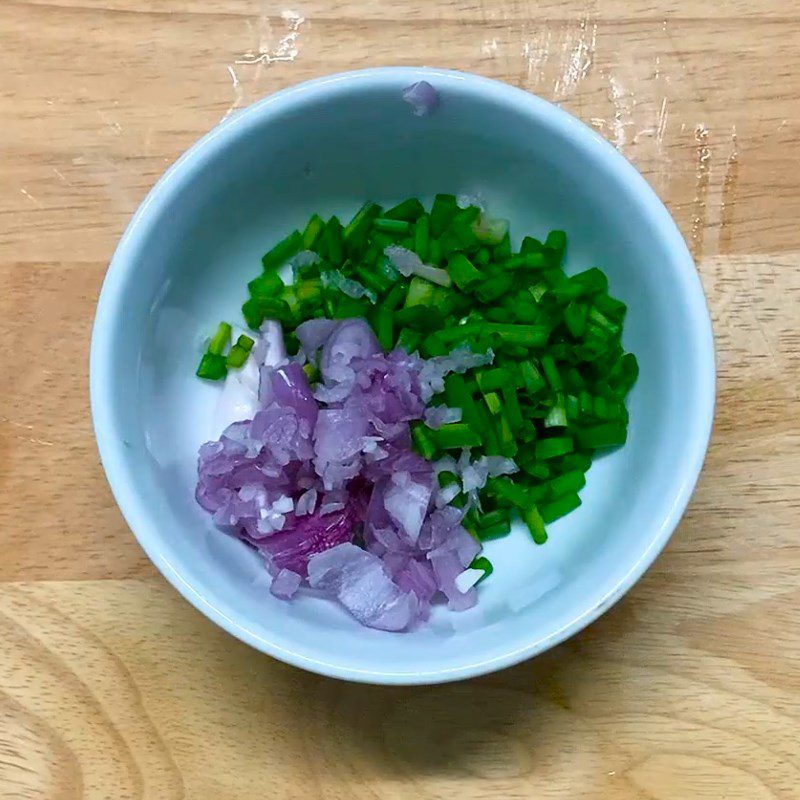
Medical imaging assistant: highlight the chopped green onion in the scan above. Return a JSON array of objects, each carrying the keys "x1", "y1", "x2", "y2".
[
  {"x1": 541, "y1": 354, "x2": 562, "y2": 391},
  {"x1": 396, "y1": 327, "x2": 421, "y2": 352},
  {"x1": 438, "y1": 470, "x2": 459, "y2": 488},
  {"x1": 207, "y1": 322, "x2": 232, "y2": 356},
  {"x1": 476, "y1": 367, "x2": 514, "y2": 393},
  {"x1": 502, "y1": 253, "x2": 548, "y2": 271},
  {"x1": 413, "y1": 215, "x2": 430, "y2": 262},
  {"x1": 535, "y1": 436, "x2": 574, "y2": 460},
  {"x1": 469, "y1": 556, "x2": 494, "y2": 581},
  {"x1": 325, "y1": 216, "x2": 347, "y2": 266},
  {"x1": 522, "y1": 505, "x2": 548, "y2": 544},
  {"x1": 248, "y1": 271, "x2": 284, "y2": 298},
  {"x1": 404, "y1": 275, "x2": 438, "y2": 307},
  {"x1": 575, "y1": 423, "x2": 628, "y2": 449},
  {"x1": 430, "y1": 193, "x2": 458, "y2": 236},
  {"x1": 446, "y1": 253, "x2": 484, "y2": 290},
  {"x1": 261, "y1": 230, "x2": 302, "y2": 271},
  {"x1": 236, "y1": 334, "x2": 255, "y2": 352},
  {"x1": 196, "y1": 352, "x2": 227, "y2": 380},
  {"x1": 519, "y1": 361, "x2": 546, "y2": 393},
  {"x1": 484, "y1": 391, "x2": 502, "y2": 414},
  {"x1": 410, "y1": 421, "x2": 437, "y2": 459},
  {"x1": 540, "y1": 493, "x2": 581, "y2": 523},
  {"x1": 385, "y1": 198, "x2": 425, "y2": 222},
  {"x1": 344, "y1": 202, "x2": 381, "y2": 252},
  {"x1": 302, "y1": 214, "x2": 325, "y2": 250},
  {"x1": 373, "y1": 217, "x2": 412, "y2": 234},
  {"x1": 544, "y1": 403, "x2": 568, "y2": 428},
  {"x1": 226, "y1": 344, "x2": 249, "y2": 368},
  {"x1": 502, "y1": 385, "x2": 523, "y2": 431},
  {"x1": 430, "y1": 422, "x2": 482, "y2": 450},
  {"x1": 374, "y1": 306, "x2": 394, "y2": 351},
  {"x1": 544, "y1": 469, "x2": 586, "y2": 499}
]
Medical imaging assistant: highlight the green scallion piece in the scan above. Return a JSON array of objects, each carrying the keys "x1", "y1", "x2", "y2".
[
  {"x1": 344, "y1": 202, "x2": 381, "y2": 251},
  {"x1": 207, "y1": 322, "x2": 232, "y2": 356},
  {"x1": 446, "y1": 253, "x2": 484, "y2": 291},
  {"x1": 438, "y1": 470, "x2": 459, "y2": 489},
  {"x1": 430, "y1": 194, "x2": 458, "y2": 236},
  {"x1": 396, "y1": 327, "x2": 422, "y2": 352},
  {"x1": 261, "y1": 230, "x2": 302, "y2": 271},
  {"x1": 535, "y1": 436, "x2": 574, "y2": 460},
  {"x1": 545, "y1": 469, "x2": 586, "y2": 499},
  {"x1": 373, "y1": 217, "x2": 412, "y2": 234},
  {"x1": 196, "y1": 352, "x2": 227, "y2": 380},
  {"x1": 521, "y1": 236, "x2": 544, "y2": 254},
  {"x1": 226, "y1": 344, "x2": 249, "y2": 368},
  {"x1": 502, "y1": 252, "x2": 548, "y2": 271},
  {"x1": 384, "y1": 198, "x2": 425, "y2": 222},
  {"x1": 469, "y1": 556, "x2": 494, "y2": 580},
  {"x1": 236, "y1": 334, "x2": 254, "y2": 352},
  {"x1": 248, "y1": 271, "x2": 284, "y2": 298},
  {"x1": 485, "y1": 477, "x2": 532, "y2": 509},
  {"x1": 502, "y1": 385, "x2": 524, "y2": 431},
  {"x1": 544, "y1": 403, "x2": 568, "y2": 428},
  {"x1": 564, "y1": 301, "x2": 588, "y2": 337},
  {"x1": 413, "y1": 214, "x2": 430, "y2": 262},
  {"x1": 302, "y1": 214, "x2": 325, "y2": 250},
  {"x1": 323, "y1": 216, "x2": 345, "y2": 266},
  {"x1": 575, "y1": 422, "x2": 628, "y2": 449},
  {"x1": 404, "y1": 275, "x2": 438, "y2": 307},
  {"x1": 484, "y1": 391, "x2": 502, "y2": 414},
  {"x1": 410, "y1": 421, "x2": 437, "y2": 459},
  {"x1": 430, "y1": 422, "x2": 482, "y2": 450},
  {"x1": 519, "y1": 361, "x2": 546, "y2": 393},
  {"x1": 475, "y1": 367, "x2": 513, "y2": 393},
  {"x1": 540, "y1": 493, "x2": 581, "y2": 523},
  {"x1": 374, "y1": 306, "x2": 394, "y2": 351},
  {"x1": 541, "y1": 354, "x2": 562, "y2": 391},
  {"x1": 523, "y1": 505, "x2": 548, "y2": 544}
]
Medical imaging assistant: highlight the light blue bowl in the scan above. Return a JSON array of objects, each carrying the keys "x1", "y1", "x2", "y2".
[{"x1": 90, "y1": 67, "x2": 715, "y2": 684}]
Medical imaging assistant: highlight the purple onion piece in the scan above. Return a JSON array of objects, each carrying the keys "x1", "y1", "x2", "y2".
[
  {"x1": 402, "y1": 80, "x2": 439, "y2": 117},
  {"x1": 307, "y1": 543, "x2": 420, "y2": 631}
]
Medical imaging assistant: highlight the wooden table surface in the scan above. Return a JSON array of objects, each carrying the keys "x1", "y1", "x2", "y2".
[{"x1": 2, "y1": 1, "x2": 799, "y2": 797}]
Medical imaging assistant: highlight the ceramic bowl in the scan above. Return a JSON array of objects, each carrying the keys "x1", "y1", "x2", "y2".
[{"x1": 90, "y1": 67, "x2": 715, "y2": 684}]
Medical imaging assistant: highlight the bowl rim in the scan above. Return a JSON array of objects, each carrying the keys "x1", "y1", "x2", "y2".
[{"x1": 90, "y1": 66, "x2": 716, "y2": 685}]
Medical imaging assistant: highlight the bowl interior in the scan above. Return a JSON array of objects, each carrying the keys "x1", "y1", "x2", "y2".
[{"x1": 93, "y1": 69, "x2": 713, "y2": 682}]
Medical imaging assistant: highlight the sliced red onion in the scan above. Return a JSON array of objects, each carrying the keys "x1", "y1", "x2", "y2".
[
  {"x1": 295, "y1": 318, "x2": 340, "y2": 357},
  {"x1": 307, "y1": 543, "x2": 420, "y2": 631},
  {"x1": 460, "y1": 454, "x2": 518, "y2": 493},
  {"x1": 295, "y1": 487, "x2": 318, "y2": 516},
  {"x1": 435, "y1": 481, "x2": 461, "y2": 509},
  {"x1": 384, "y1": 245, "x2": 451, "y2": 287},
  {"x1": 383, "y1": 471, "x2": 433, "y2": 544},
  {"x1": 402, "y1": 80, "x2": 439, "y2": 117},
  {"x1": 418, "y1": 344, "x2": 494, "y2": 401},
  {"x1": 260, "y1": 362, "x2": 318, "y2": 430},
  {"x1": 320, "y1": 319, "x2": 381, "y2": 382},
  {"x1": 257, "y1": 320, "x2": 288, "y2": 368},
  {"x1": 423, "y1": 405, "x2": 462, "y2": 429},
  {"x1": 322, "y1": 270, "x2": 377, "y2": 303},
  {"x1": 456, "y1": 192, "x2": 485, "y2": 210},
  {"x1": 270, "y1": 568, "x2": 302, "y2": 599},
  {"x1": 197, "y1": 313, "x2": 498, "y2": 630},
  {"x1": 454, "y1": 567, "x2": 484, "y2": 594},
  {"x1": 258, "y1": 502, "x2": 360, "y2": 577}
]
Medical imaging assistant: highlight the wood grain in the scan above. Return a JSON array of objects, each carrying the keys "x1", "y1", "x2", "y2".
[{"x1": 1, "y1": 0, "x2": 798, "y2": 797}]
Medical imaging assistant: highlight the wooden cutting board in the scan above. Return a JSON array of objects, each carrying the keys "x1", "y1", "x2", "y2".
[{"x1": 1, "y1": 1, "x2": 798, "y2": 797}]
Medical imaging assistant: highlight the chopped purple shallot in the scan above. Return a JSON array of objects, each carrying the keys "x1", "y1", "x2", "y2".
[
  {"x1": 402, "y1": 80, "x2": 440, "y2": 117},
  {"x1": 196, "y1": 318, "x2": 491, "y2": 631}
]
